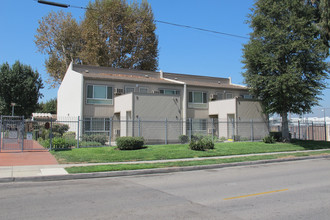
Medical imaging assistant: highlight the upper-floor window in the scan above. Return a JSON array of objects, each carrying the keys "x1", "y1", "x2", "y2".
[
  {"x1": 125, "y1": 86, "x2": 135, "y2": 94},
  {"x1": 226, "y1": 93, "x2": 233, "y2": 99},
  {"x1": 159, "y1": 89, "x2": 180, "y2": 95},
  {"x1": 87, "y1": 85, "x2": 113, "y2": 105},
  {"x1": 139, "y1": 87, "x2": 148, "y2": 93},
  {"x1": 188, "y1": 91, "x2": 207, "y2": 108},
  {"x1": 216, "y1": 93, "x2": 224, "y2": 100}
]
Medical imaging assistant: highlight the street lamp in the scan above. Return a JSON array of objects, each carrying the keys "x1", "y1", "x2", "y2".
[{"x1": 11, "y1": 103, "x2": 16, "y2": 116}]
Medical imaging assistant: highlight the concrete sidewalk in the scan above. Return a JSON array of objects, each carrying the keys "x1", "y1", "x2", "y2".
[{"x1": 0, "y1": 149, "x2": 329, "y2": 181}]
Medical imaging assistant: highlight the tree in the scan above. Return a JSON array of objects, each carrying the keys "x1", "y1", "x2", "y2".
[
  {"x1": 35, "y1": 11, "x2": 82, "y2": 87},
  {"x1": 80, "y1": 0, "x2": 158, "y2": 70},
  {"x1": 242, "y1": 0, "x2": 329, "y2": 140},
  {"x1": 36, "y1": 98, "x2": 57, "y2": 114},
  {"x1": 306, "y1": 0, "x2": 330, "y2": 51},
  {"x1": 0, "y1": 61, "x2": 43, "y2": 118},
  {"x1": 35, "y1": 0, "x2": 159, "y2": 86}
]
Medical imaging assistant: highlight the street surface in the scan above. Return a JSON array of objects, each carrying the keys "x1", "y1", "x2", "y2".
[{"x1": 0, "y1": 158, "x2": 330, "y2": 219}]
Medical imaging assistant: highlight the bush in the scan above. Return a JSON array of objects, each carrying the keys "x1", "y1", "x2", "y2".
[
  {"x1": 116, "y1": 137, "x2": 145, "y2": 150},
  {"x1": 52, "y1": 137, "x2": 72, "y2": 150},
  {"x1": 82, "y1": 134, "x2": 108, "y2": 145},
  {"x1": 63, "y1": 131, "x2": 76, "y2": 140},
  {"x1": 79, "y1": 141, "x2": 102, "y2": 147},
  {"x1": 263, "y1": 135, "x2": 276, "y2": 144},
  {"x1": 189, "y1": 136, "x2": 214, "y2": 151},
  {"x1": 269, "y1": 132, "x2": 282, "y2": 142},
  {"x1": 179, "y1": 135, "x2": 189, "y2": 144}
]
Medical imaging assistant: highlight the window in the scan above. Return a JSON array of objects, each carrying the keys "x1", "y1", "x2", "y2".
[
  {"x1": 226, "y1": 93, "x2": 233, "y2": 99},
  {"x1": 87, "y1": 85, "x2": 113, "y2": 104},
  {"x1": 188, "y1": 91, "x2": 207, "y2": 108},
  {"x1": 84, "y1": 118, "x2": 110, "y2": 133},
  {"x1": 159, "y1": 89, "x2": 180, "y2": 95},
  {"x1": 125, "y1": 86, "x2": 135, "y2": 94},
  {"x1": 216, "y1": 93, "x2": 224, "y2": 100},
  {"x1": 243, "y1": 94, "x2": 253, "y2": 99},
  {"x1": 139, "y1": 87, "x2": 148, "y2": 93}
]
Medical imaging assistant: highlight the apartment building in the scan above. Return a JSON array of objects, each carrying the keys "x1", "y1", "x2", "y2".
[{"x1": 57, "y1": 63, "x2": 268, "y2": 142}]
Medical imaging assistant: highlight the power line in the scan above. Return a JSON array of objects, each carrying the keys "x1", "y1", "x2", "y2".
[
  {"x1": 36, "y1": 0, "x2": 249, "y2": 40},
  {"x1": 155, "y1": 20, "x2": 249, "y2": 40}
]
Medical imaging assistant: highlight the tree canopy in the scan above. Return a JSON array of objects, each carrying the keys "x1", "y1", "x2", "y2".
[
  {"x1": 35, "y1": 0, "x2": 158, "y2": 87},
  {"x1": 242, "y1": 0, "x2": 329, "y2": 140},
  {"x1": 36, "y1": 98, "x2": 57, "y2": 114},
  {"x1": 0, "y1": 61, "x2": 43, "y2": 118}
]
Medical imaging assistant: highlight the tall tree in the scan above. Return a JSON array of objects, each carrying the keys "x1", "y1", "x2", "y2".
[
  {"x1": 306, "y1": 0, "x2": 330, "y2": 51},
  {"x1": 242, "y1": 0, "x2": 329, "y2": 140},
  {"x1": 36, "y1": 98, "x2": 57, "y2": 114},
  {"x1": 35, "y1": 0, "x2": 159, "y2": 87},
  {"x1": 80, "y1": 0, "x2": 158, "y2": 70},
  {"x1": 0, "y1": 61, "x2": 43, "y2": 118},
  {"x1": 35, "y1": 11, "x2": 82, "y2": 87}
]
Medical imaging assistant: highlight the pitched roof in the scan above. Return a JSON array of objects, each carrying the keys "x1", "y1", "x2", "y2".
[{"x1": 72, "y1": 64, "x2": 247, "y2": 90}]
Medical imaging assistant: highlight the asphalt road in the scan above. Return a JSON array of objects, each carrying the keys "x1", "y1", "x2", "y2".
[{"x1": 0, "y1": 158, "x2": 330, "y2": 219}]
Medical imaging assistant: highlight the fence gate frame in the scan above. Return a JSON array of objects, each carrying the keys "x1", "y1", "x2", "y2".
[{"x1": 0, "y1": 115, "x2": 25, "y2": 152}]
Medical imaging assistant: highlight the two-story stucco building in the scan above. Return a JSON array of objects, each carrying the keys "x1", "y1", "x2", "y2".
[{"x1": 57, "y1": 63, "x2": 268, "y2": 143}]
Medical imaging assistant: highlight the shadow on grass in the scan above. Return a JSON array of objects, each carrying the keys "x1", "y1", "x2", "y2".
[{"x1": 290, "y1": 139, "x2": 330, "y2": 150}]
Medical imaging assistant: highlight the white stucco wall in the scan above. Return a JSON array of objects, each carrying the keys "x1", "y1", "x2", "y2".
[{"x1": 57, "y1": 63, "x2": 84, "y2": 119}]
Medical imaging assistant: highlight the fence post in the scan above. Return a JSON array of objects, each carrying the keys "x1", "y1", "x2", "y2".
[
  {"x1": 165, "y1": 118, "x2": 168, "y2": 145},
  {"x1": 138, "y1": 118, "x2": 141, "y2": 137},
  {"x1": 251, "y1": 119, "x2": 254, "y2": 142},
  {"x1": 298, "y1": 120, "x2": 300, "y2": 140},
  {"x1": 109, "y1": 117, "x2": 112, "y2": 146},
  {"x1": 50, "y1": 117, "x2": 53, "y2": 151},
  {"x1": 76, "y1": 116, "x2": 80, "y2": 149},
  {"x1": 211, "y1": 118, "x2": 214, "y2": 143},
  {"x1": 20, "y1": 116, "x2": 24, "y2": 152},
  {"x1": 189, "y1": 118, "x2": 192, "y2": 141},
  {"x1": 325, "y1": 121, "x2": 327, "y2": 142},
  {"x1": 232, "y1": 118, "x2": 235, "y2": 140},
  {"x1": 311, "y1": 121, "x2": 314, "y2": 141}
]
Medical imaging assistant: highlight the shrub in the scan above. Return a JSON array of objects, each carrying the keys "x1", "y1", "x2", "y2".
[
  {"x1": 269, "y1": 132, "x2": 282, "y2": 142},
  {"x1": 82, "y1": 134, "x2": 108, "y2": 145},
  {"x1": 63, "y1": 131, "x2": 76, "y2": 140},
  {"x1": 263, "y1": 135, "x2": 276, "y2": 144},
  {"x1": 219, "y1": 136, "x2": 226, "y2": 142},
  {"x1": 79, "y1": 141, "x2": 102, "y2": 147},
  {"x1": 189, "y1": 136, "x2": 214, "y2": 151},
  {"x1": 116, "y1": 137, "x2": 145, "y2": 150},
  {"x1": 179, "y1": 135, "x2": 189, "y2": 144},
  {"x1": 52, "y1": 137, "x2": 72, "y2": 150}
]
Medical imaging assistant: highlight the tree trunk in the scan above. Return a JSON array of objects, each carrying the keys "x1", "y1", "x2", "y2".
[{"x1": 281, "y1": 112, "x2": 290, "y2": 142}]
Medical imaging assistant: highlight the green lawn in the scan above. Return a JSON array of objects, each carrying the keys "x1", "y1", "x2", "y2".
[
  {"x1": 65, "y1": 150, "x2": 330, "y2": 173},
  {"x1": 52, "y1": 140, "x2": 330, "y2": 164}
]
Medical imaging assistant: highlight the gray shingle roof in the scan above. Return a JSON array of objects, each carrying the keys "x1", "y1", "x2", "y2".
[{"x1": 72, "y1": 64, "x2": 247, "y2": 90}]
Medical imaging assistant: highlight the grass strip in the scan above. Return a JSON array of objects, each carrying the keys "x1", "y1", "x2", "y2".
[
  {"x1": 53, "y1": 140, "x2": 330, "y2": 164},
  {"x1": 65, "y1": 150, "x2": 330, "y2": 174}
]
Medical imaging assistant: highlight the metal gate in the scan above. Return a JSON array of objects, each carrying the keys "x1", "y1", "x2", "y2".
[
  {"x1": 0, "y1": 116, "x2": 25, "y2": 152},
  {"x1": 0, "y1": 116, "x2": 46, "y2": 152}
]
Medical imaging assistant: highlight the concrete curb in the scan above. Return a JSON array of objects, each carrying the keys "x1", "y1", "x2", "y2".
[{"x1": 1, "y1": 154, "x2": 330, "y2": 183}]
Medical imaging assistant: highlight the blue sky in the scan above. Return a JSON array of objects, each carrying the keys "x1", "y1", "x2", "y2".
[{"x1": 0, "y1": 0, "x2": 329, "y2": 117}]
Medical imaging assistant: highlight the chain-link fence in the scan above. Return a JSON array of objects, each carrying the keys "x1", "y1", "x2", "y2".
[
  {"x1": 25, "y1": 117, "x2": 270, "y2": 149},
  {"x1": 269, "y1": 119, "x2": 329, "y2": 141}
]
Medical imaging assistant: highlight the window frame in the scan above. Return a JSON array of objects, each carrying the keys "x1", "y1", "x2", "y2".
[
  {"x1": 86, "y1": 84, "x2": 113, "y2": 105},
  {"x1": 159, "y1": 89, "x2": 180, "y2": 95},
  {"x1": 188, "y1": 91, "x2": 208, "y2": 108}
]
